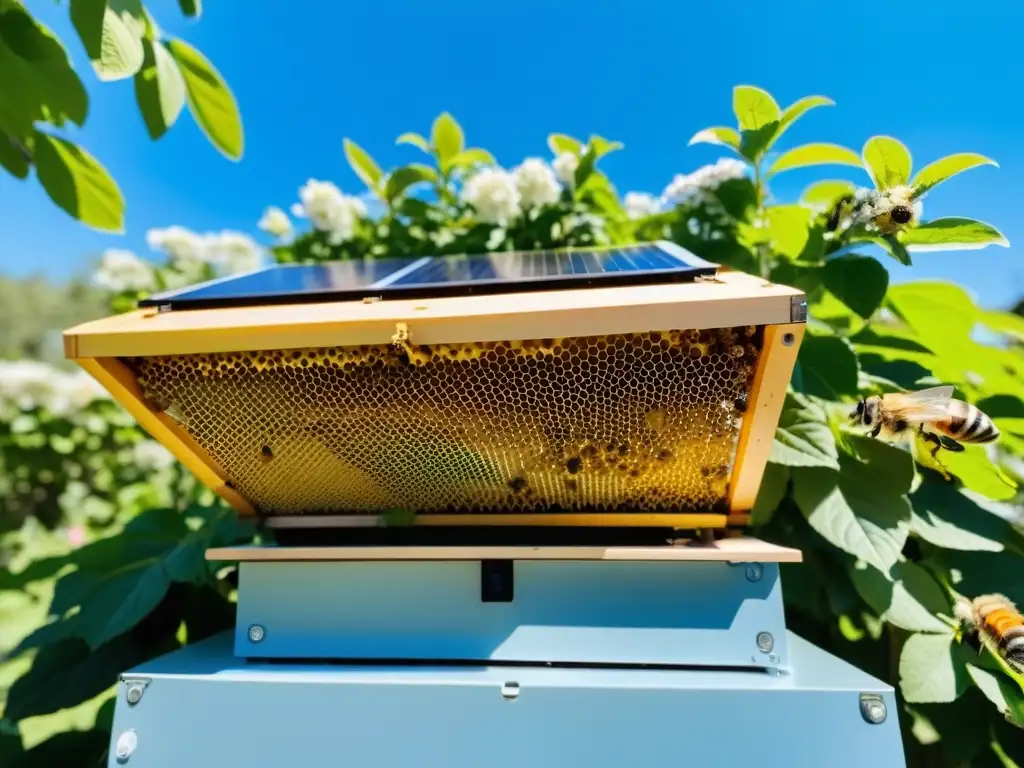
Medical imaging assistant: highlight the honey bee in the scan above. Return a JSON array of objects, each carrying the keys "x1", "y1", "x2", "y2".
[
  {"x1": 850, "y1": 385, "x2": 999, "y2": 456},
  {"x1": 955, "y1": 594, "x2": 1024, "y2": 673}
]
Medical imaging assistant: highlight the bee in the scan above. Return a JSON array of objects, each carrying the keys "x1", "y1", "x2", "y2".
[
  {"x1": 955, "y1": 594, "x2": 1024, "y2": 673},
  {"x1": 850, "y1": 385, "x2": 999, "y2": 457},
  {"x1": 825, "y1": 194, "x2": 855, "y2": 232}
]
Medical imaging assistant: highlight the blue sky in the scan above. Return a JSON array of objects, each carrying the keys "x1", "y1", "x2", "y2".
[{"x1": 2, "y1": 0, "x2": 1022, "y2": 309}]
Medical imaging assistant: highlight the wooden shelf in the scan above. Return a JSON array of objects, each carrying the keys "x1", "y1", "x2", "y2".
[{"x1": 206, "y1": 536, "x2": 802, "y2": 564}]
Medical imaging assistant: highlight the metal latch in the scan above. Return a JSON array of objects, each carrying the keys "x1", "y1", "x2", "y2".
[{"x1": 790, "y1": 296, "x2": 808, "y2": 323}]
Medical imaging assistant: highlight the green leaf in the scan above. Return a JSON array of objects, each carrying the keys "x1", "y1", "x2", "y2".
[
  {"x1": 822, "y1": 254, "x2": 889, "y2": 319},
  {"x1": 4, "y1": 635, "x2": 155, "y2": 720},
  {"x1": 70, "y1": 0, "x2": 145, "y2": 82},
  {"x1": 178, "y1": 0, "x2": 201, "y2": 17},
  {"x1": 765, "y1": 204, "x2": 811, "y2": 259},
  {"x1": 768, "y1": 143, "x2": 862, "y2": 175},
  {"x1": 384, "y1": 164, "x2": 436, "y2": 202},
  {"x1": 381, "y1": 508, "x2": 416, "y2": 527},
  {"x1": 923, "y1": 445, "x2": 1018, "y2": 501},
  {"x1": 687, "y1": 126, "x2": 740, "y2": 150},
  {"x1": 850, "y1": 561, "x2": 951, "y2": 633},
  {"x1": 449, "y1": 148, "x2": 495, "y2": 168},
  {"x1": 967, "y1": 665, "x2": 1024, "y2": 727},
  {"x1": 912, "y1": 153, "x2": 997, "y2": 198},
  {"x1": 900, "y1": 217, "x2": 1009, "y2": 251},
  {"x1": 0, "y1": 131, "x2": 28, "y2": 178},
  {"x1": 801, "y1": 180, "x2": 855, "y2": 209},
  {"x1": 777, "y1": 95, "x2": 833, "y2": 138},
  {"x1": 343, "y1": 138, "x2": 383, "y2": 193},
  {"x1": 899, "y1": 632, "x2": 970, "y2": 703},
  {"x1": 797, "y1": 332, "x2": 860, "y2": 398},
  {"x1": 77, "y1": 559, "x2": 172, "y2": 648},
  {"x1": 771, "y1": 392, "x2": 840, "y2": 470},
  {"x1": 588, "y1": 134, "x2": 623, "y2": 158},
  {"x1": 862, "y1": 135, "x2": 912, "y2": 190},
  {"x1": 167, "y1": 37, "x2": 243, "y2": 160},
  {"x1": 739, "y1": 123, "x2": 781, "y2": 162},
  {"x1": 396, "y1": 132, "x2": 429, "y2": 152},
  {"x1": 0, "y1": 9, "x2": 88, "y2": 135},
  {"x1": 845, "y1": 434, "x2": 916, "y2": 495},
  {"x1": 431, "y1": 112, "x2": 464, "y2": 171},
  {"x1": 8, "y1": 729, "x2": 109, "y2": 767},
  {"x1": 751, "y1": 462, "x2": 789, "y2": 526},
  {"x1": 733, "y1": 84, "x2": 781, "y2": 131},
  {"x1": 548, "y1": 133, "x2": 583, "y2": 156},
  {"x1": 133, "y1": 39, "x2": 185, "y2": 140},
  {"x1": 792, "y1": 455, "x2": 911, "y2": 572},
  {"x1": 910, "y1": 480, "x2": 1008, "y2": 552},
  {"x1": 33, "y1": 130, "x2": 124, "y2": 232}
]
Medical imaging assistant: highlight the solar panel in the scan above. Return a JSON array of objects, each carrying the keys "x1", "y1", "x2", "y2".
[{"x1": 138, "y1": 242, "x2": 718, "y2": 311}]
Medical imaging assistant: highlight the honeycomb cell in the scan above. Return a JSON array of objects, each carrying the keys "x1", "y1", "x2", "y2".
[{"x1": 125, "y1": 326, "x2": 764, "y2": 516}]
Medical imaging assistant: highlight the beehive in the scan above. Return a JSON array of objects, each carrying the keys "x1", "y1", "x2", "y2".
[{"x1": 64, "y1": 243, "x2": 806, "y2": 530}]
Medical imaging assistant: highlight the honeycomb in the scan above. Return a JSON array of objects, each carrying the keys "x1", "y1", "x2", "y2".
[{"x1": 125, "y1": 326, "x2": 763, "y2": 516}]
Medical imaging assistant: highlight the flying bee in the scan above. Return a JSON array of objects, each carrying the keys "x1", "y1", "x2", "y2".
[
  {"x1": 849, "y1": 385, "x2": 999, "y2": 456},
  {"x1": 955, "y1": 594, "x2": 1024, "y2": 673}
]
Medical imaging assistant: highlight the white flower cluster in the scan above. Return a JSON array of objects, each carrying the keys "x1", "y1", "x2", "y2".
[
  {"x1": 624, "y1": 192, "x2": 661, "y2": 220},
  {"x1": 854, "y1": 185, "x2": 923, "y2": 232},
  {"x1": 257, "y1": 206, "x2": 293, "y2": 239},
  {"x1": 93, "y1": 250, "x2": 156, "y2": 293},
  {"x1": 132, "y1": 440, "x2": 176, "y2": 472},
  {"x1": 553, "y1": 152, "x2": 580, "y2": 185},
  {"x1": 514, "y1": 158, "x2": 561, "y2": 209},
  {"x1": 291, "y1": 179, "x2": 367, "y2": 245},
  {"x1": 146, "y1": 226, "x2": 264, "y2": 278},
  {"x1": 661, "y1": 158, "x2": 748, "y2": 206},
  {"x1": 462, "y1": 159, "x2": 564, "y2": 225},
  {"x1": 0, "y1": 360, "x2": 108, "y2": 415},
  {"x1": 461, "y1": 168, "x2": 522, "y2": 225}
]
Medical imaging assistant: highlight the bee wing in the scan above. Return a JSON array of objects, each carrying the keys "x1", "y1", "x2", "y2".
[
  {"x1": 902, "y1": 385, "x2": 955, "y2": 402},
  {"x1": 883, "y1": 391, "x2": 954, "y2": 422}
]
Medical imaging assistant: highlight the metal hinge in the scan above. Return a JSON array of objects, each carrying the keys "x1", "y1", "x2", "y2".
[{"x1": 790, "y1": 296, "x2": 808, "y2": 323}]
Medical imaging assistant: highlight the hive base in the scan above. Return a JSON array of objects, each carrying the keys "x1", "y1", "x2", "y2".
[{"x1": 104, "y1": 540, "x2": 906, "y2": 767}]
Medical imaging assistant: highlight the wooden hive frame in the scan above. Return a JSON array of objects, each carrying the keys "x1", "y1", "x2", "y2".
[{"x1": 64, "y1": 254, "x2": 805, "y2": 531}]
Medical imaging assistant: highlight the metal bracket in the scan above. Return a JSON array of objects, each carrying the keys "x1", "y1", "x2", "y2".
[
  {"x1": 121, "y1": 676, "x2": 151, "y2": 706},
  {"x1": 790, "y1": 295, "x2": 808, "y2": 323}
]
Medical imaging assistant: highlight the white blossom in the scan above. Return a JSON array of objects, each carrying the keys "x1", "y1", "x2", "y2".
[
  {"x1": 854, "y1": 185, "x2": 922, "y2": 232},
  {"x1": 624, "y1": 192, "x2": 661, "y2": 220},
  {"x1": 257, "y1": 206, "x2": 293, "y2": 239},
  {"x1": 132, "y1": 440, "x2": 175, "y2": 472},
  {"x1": 146, "y1": 225, "x2": 208, "y2": 271},
  {"x1": 92, "y1": 250, "x2": 155, "y2": 293},
  {"x1": 553, "y1": 152, "x2": 580, "y2": 185},
  {"x1": 513, "y1": 158, "x2": 561, "y2": 209},
  {"x1": 461, "y1": 168, "x2": 521, "y2": 225},
  {"x1": 0, "y1": 360, "x2": 108, "y2": 415},
  {"x1": 203, "y1": 231, "x2": 263, "y2": 275},
  {"x1": 292, "y1": 179, "x2": 367, "y2": 245},
  {"x1": 430, "y1": 229, "x2": 457, "y2": 248},
  {"x1": 661, "y1": 158, "x2": 748, "y2": 206}
]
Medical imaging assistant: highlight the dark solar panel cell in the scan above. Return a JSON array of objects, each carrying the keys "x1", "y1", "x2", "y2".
[{"x1": 138, "y1": 243, "x2": 718, "y2": 311}]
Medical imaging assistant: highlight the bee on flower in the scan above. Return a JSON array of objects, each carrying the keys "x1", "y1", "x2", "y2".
[{"x1": 826, "y1": 186, "x2": 924, "y2": 235}]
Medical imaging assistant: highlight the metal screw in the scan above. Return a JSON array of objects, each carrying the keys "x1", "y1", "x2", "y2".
[
  {"x1": 782, "y1": 333, "x2": 796, "y2": 346},
  {"x1": 125, "y1": 684, "x2": 145, "y2": 706},
  {"x1": 860, "y1": 694, "x2": 887, "y2": 724},
  {"x1": 248, "y1": 624, "x2": 265, "y2": 643},
  {"x1": 500, "y1": 682, "x2": 520, "y2": 701},
  {"x1": 745, "y1": 563, "x2": 763, "y2": 582},
  {"x1": 114, "y1": 730, "x2": 137, "y2": 762},
  {"x1": 757, "y1": 632, "x2": 775, "y2": 653}
]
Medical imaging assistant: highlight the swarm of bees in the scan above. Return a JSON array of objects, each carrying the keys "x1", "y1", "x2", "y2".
[
  {"x1": 956, "y1": 593, "x2": 1024, "y2": 675},
  {"x1": 849, "y1": 385, "x2": 999, "y2": 457}
]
